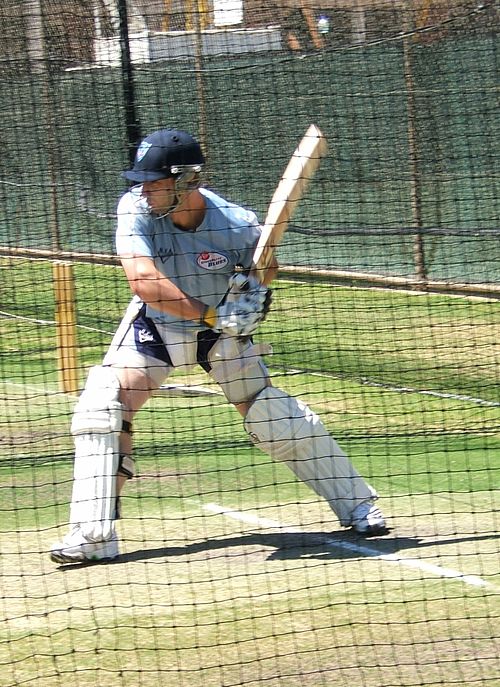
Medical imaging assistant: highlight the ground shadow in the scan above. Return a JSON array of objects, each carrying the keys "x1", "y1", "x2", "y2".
[{"x1": 56, "y1": 529, "x2": 500, "y2": 569}]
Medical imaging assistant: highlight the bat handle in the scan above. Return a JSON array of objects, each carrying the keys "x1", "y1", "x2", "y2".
[
  {"x1": 250, "y1": 255, "x2": 278, "y2": 286},
  {"x1": 249, "y1": 267, "x2": 265, "y2": 285}
]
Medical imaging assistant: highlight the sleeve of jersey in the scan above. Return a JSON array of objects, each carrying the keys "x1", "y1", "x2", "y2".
[
  {"x1": 115, "y1": 192, "x2": 154, "y2": 258},
  {"x1": 234, "y1": 209, "x2": 262, "y2": 270}
]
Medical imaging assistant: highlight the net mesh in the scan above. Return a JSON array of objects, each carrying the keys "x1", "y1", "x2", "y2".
[{"x1": 0, "y1": 2, "x2": 498, "y2": 686}]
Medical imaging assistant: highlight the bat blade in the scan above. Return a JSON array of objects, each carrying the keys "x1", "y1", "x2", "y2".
[{"x1": 252, "y1": 124, "x2": 327, "y2": 281}]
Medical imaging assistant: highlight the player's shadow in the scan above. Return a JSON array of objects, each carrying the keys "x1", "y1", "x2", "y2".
[
  {"x1": 262, "y1": 531, "x2": 500, "y2": 562},
  {"x1": 56, "y1": 529, "x2": 500, "y2": 568}
]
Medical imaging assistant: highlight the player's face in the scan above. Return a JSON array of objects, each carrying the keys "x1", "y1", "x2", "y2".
[{"x1": 141, "y1": 177, "x2": 177, "y2": 215}]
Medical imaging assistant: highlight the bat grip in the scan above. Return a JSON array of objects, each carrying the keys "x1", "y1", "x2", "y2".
[{"x1": 250, "y1": 254, "x2": 278, "y2": 286}]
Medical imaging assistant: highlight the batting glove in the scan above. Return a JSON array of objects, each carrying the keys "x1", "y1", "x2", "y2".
[
  {"x1": 226, "y1": 273, "x2": 261, "y2": 300},
  {"x1": 202, "y1": 274, "x2": 272, "y2": 336}
]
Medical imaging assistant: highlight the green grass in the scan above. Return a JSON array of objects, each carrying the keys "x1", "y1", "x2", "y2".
[{"x1": 0, "y1": 259, "x2": 499, "y2": 686}]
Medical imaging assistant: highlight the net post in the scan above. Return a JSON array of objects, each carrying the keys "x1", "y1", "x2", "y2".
[
  {"x1": 53, "y1": 261, "x2": 79, "y2": 395},
  {"x1": 402, "y1": 12, "x2": 427, "y2": 283}
]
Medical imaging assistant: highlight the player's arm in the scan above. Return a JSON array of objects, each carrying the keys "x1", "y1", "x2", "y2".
[
  {"x1": 120, "y1": 253, "x2": 270, "y2": 334},
  {"x1": 120, "y1": 253, "x2": 208, "y2": 323}
]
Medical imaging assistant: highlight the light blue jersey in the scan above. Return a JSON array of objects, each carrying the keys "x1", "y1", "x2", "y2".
[{"x1": 116, "y1": 186, "x2": 262, "y2": 329}]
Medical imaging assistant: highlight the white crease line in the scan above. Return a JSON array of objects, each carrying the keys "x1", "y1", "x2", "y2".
[
  {"x1": 283, "y1": 368, "x2": 499, "y2": 408},
  {"x1": 204, "y1": 503, "x2": 497, "y2": 590},
  {"x1": 2, "y1": 380, "x2": 80, "y2": 401}
]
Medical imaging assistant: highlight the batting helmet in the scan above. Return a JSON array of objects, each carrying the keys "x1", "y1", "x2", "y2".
[{"x1": 122, "y1": 128, "x2": 205, "y2": 183}]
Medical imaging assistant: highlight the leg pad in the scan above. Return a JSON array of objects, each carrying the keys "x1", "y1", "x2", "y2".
[
  {"x1": 244, "y1": 387, "x2": 376, "y2": 525},
  {"x1": 69, "y1": 366, "x2": 123, "y2": 541}
]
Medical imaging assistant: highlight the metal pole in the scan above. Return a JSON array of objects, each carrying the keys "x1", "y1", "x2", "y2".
[
  {"x1": 194, "y1": 1, "x2": 208, "y2": 160},
  {"x1": 402, "y1": 21, "x2": 427, "y2": 283},
  {"x1": 117, "y1": 0, "x2": 141, "y2": 164},
  {"x1": 25, "y1": 0, "x2": 61, "y2": 252},
  {"x1": 25, "y1": 0, "x2": 45, "y2": 73}
]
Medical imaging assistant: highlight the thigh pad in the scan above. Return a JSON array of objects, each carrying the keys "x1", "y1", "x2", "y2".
[{"x1": 207, "y1": 335, "x2": 271, "y2": 404}]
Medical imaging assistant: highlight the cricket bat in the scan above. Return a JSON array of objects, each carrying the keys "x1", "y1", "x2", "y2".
[{"x1": 252, "y1": 123, "x2": 328, "y2": 282}]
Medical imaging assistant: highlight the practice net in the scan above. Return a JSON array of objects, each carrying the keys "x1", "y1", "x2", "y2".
[{"x1": 0, "y1": 1, "x2": 498, "y2": 686}]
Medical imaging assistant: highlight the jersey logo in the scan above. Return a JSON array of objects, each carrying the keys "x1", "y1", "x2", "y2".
[
  {"x1": 136, "y1": 141, "x2": 152, "y2": 162},
  {"x1": 157, "y1": 247, "x2": 173, "y2": 264},
  {"x1": 197, "y1": 252, "x2": 229, "y2": 270}
]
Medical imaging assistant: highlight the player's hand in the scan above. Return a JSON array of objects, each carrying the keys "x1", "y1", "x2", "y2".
[
  {"x1": 228, "y1": 273, "x2": 272, "y2": 324},
  {"x1": 226, "y1": 273, "x2": 264, "y2": 300},
  {"x1": 207, "y1": 275, "x2": 272, "y2": 336}
]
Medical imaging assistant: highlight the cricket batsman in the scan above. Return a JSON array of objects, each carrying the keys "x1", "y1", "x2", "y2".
[{"x1": 50, "y1": 128, "x2": 387, "y2": 564}]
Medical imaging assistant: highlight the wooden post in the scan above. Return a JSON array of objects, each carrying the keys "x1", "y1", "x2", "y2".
[
  {"x1": 198, "y1": 0, "x2": 210, "y2": 29},
  {"x1": 53, "y1": 262, "x2": 80, "y2": 395},
  {"x1": 161, "y1": 0, "x2": 172, "y2": 31},
  {"x1": 302, "y1": 8, "x2": 325, "y2": 50}
]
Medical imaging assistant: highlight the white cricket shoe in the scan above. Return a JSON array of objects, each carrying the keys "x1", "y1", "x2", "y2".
[
  {"x1": 351, "y1": 500, "x2": 387, "y2": 535},
  {"x1": 50, "y1": 525, "x2": 119, "y2": 564}
]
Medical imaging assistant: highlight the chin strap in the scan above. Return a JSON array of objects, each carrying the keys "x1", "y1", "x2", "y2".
[{"x1": 153, "y1": 166, "x2": 203, "y2": 219}]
